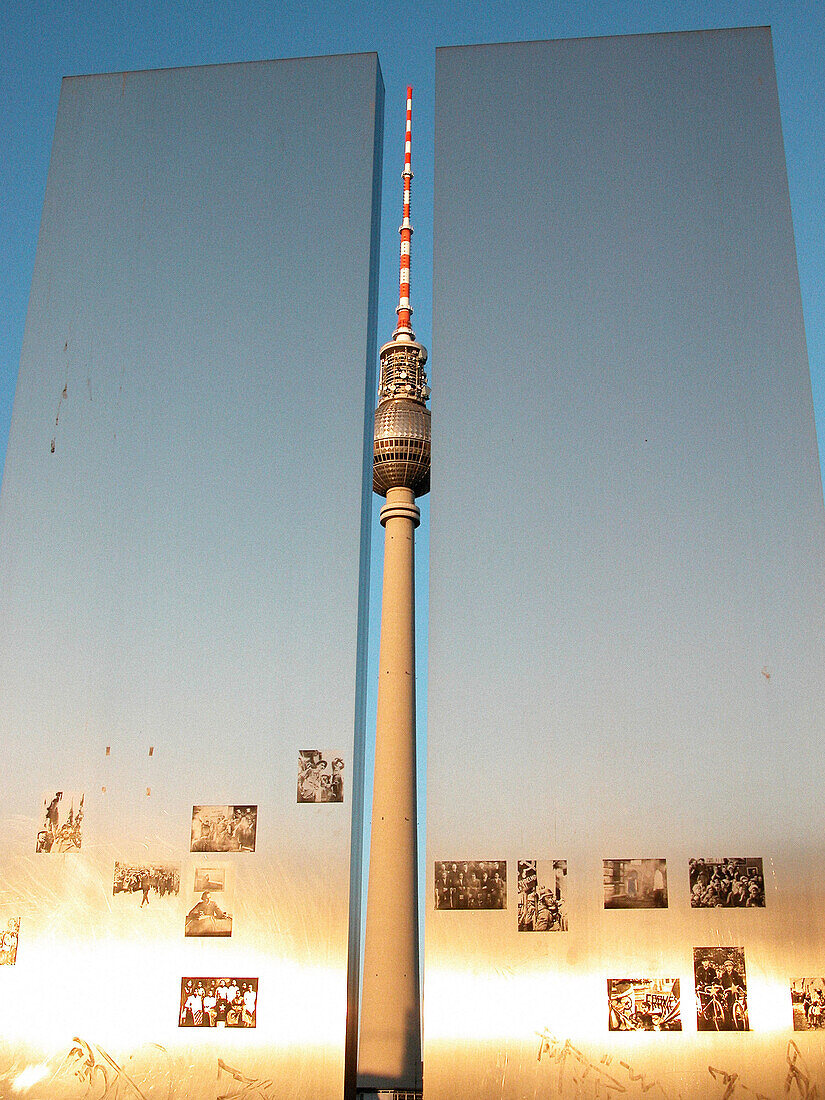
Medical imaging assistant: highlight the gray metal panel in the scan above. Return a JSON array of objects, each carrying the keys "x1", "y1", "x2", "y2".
[
  {"x1": 427, "y1": 29, "x2": 825, "y2": 1096},
  {"x1": 0, "y1": 53, "x2": 382, "y2": 1098}
]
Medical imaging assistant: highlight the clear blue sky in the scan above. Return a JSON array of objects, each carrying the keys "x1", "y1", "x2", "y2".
[
  {"x1": 2, "y1": 0, "x2": 824, "y2": 823},
  {"x1": 3, "y1": 0, "x2": 824, "y2": 487}
]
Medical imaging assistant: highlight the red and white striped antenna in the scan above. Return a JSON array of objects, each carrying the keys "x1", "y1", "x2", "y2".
[{"x1": 395, "y1": 85, "x2": 414, "y2": 340}]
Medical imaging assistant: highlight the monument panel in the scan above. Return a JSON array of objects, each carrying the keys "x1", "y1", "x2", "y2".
[
  {"x1": 427, "y1": 29, "x2": 825, "y2": 1096},
  {"x1": 0, "y1": 53, "x2": 383, "y2": 1098}
]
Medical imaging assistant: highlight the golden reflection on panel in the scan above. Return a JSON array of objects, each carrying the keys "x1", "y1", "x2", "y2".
[{"x1": 0, "y1": 843, "x2": 349, "y2": 1098}]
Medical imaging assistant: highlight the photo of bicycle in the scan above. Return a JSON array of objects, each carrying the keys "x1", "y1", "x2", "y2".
[{"x1": 694, "y1": 946, "x2": 749, "y2": 1031}]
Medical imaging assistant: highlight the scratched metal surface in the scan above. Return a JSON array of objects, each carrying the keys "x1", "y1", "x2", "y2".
[
  {"x1": 427, "y1": 29, "x2": 825, "y2": 1098},
  {"x1": 0, "y1": 54, "x2": 383, "y2": 1098}
]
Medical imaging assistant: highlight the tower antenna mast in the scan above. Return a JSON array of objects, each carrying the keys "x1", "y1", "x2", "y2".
[{"x1": 357, "y1": 85, "x2": 430, "y2": 1099}]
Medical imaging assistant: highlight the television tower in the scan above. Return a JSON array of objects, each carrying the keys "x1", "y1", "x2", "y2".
[{"x1": 358, "y1": 86, "x2": 430, "y2": 1098}]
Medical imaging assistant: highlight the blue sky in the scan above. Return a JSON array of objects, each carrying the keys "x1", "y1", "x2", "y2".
[
  {"x1": 2, "y1": 0, "x2": 824, "y2": 829},
  {"x1": 3, "y1": 0, "x2": 824, "y2": 489}
]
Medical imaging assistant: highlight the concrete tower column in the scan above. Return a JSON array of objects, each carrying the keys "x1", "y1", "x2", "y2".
[
  {"x1": 359, "y1": 485, "x2": 422, "y2": 1090},
  {"x1": 357, "y1": 86, "x2": 429, "y2": 1099}
]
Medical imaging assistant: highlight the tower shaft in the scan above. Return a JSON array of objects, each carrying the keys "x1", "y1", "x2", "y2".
[
  {"x1": 358, "y1": 84, "x2": 428, "y2": 1097},
  {"x1": 358, "y1": 486, "x2": 422, "y2": 1091}
]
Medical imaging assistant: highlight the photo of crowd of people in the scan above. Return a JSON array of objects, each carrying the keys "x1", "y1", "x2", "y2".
[
  {"x1": 185, "y1": 891, "x2": 232, "y2": 937},
  {"x1": 297, "y1": 750, "x2": 345, "y2": 803},
  {"x1": 36, "y1": 790, "x2": 83, "y2": 853},
  {"x1": 179, "y1": 977, "x2": 256, "y2": 1027},
  {"x1": 791, "y1": 978, "x2": 825, "y2": 1030},
  {"x1": 113, "y1": 862, "x2": 180, "y2": 905},
  {"x1": 603, "y1": 859, "x2": 667, "y2": 909},
  {"x1": 434, "y1": 861, "x2": 506, "y2": 909},
  {"x1": 517, "y1": 860, "x2": 567, "y2": 931},
  {"x1": 689, "y1": 857, "x2": 765, "y2": 907},
  {"x1": 607, "y1": 979, "x2": 681, "y2": 1031},
  {"x1": 190, "y1": 805, "x2": 257, "y2": 852},
  {"x1": 0, "y1": 917, "x2": 19, "y2": 966},
  {"x1": 694, "y1": 947, "x2": 749, "y2": 1031}
]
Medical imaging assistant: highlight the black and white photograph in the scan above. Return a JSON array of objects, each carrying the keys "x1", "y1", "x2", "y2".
[
  {"x1": 694, "y1": 947, "x2": 749, "y2": 1031},
  {"x1": 194, "y1": 866, "x2": 226, "y2": 893},
  {"x1": 0, "y1": 918, "x2": 20, "y2": 966},
  {"x1": 434, "y1": 861, "x2": 506, "y2": 909},
  {"x1": 517, "y1": 859, "x2": 567, "y2": 931},
  {"x1": 603, "y1": 858, "x2": 667, "y2": 909},
  {"x1": 36, "y1": 790, "x2": 84, "y2": 852},
  {"x1": 179, "y1": 977, "x2": 257, "y2": 1027},
  {"x1": 297, "y1": 750, "x2": 345, "y2": 803},
  {"x1": 607, "y1": 979, "x2": 681, "y2": 1031},
  {"x1": 689, "y1": 857, "x2": 765, "y2": 907},
  {"x1": 190, "y1": 805, "x2": 257, "y2": 852},
  {"x1": 113, "y1": 862, "x2": 180, "y2": 906},
  {"x1": 791, "y1": 979, "x2": 825, "y2": 1030},
  {"x1": 185, "y1": 891, "x2": 232, "y2": 937}
]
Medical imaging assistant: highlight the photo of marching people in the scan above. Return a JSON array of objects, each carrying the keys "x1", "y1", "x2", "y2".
[
  {"x1": 0, "y1": 918, "x2": 20, "y2": 966},
  {"x1": 517, "y1": 860, "x2": 567, "y2": 931},
  {"x1": 689, "y1": 857, "x2": 765, "y2": 907},
  {"x1": 297, "y1": 750, "x2": 345, "y2": 803},
  {"x1": 603, "y1": 859, "x2": 667, "y2": 909},
  {"x1": 36, "y1": 790, "x2": 84, "y2": 852},
  {"x1": 434, "y1": 861, "x2": 506, "y2": 910},
  {"x1": 190, "y1": 805, "x2": 257, "y2": 852},
  {"x1": 113, "y1": 862, "x2": 180, "y2": 906},
  {"x1": 607, "y1": 979, "x2": 681, "y2": 1031},
  {"x1": 694, "y1": 947, "x2": 749, "y2": 1031},
  {"x1": 179, "y1": 977, "x2": 257, "y2": 1027},
  {"x1": 791, "y1": 978, "x2": 825, "y2": 1030}
]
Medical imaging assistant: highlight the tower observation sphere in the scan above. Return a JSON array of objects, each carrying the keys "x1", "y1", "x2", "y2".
[
  {"x1": 357, "y1": 85, "x2": 426, "y2": 1098},
  {"x1": 372, "y1": 85, "x2": 431, "y2": 498}
]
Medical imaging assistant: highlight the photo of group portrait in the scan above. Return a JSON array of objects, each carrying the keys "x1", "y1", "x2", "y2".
[
  {"x1": 434, "y1": 861, "x2": 506, "y2": 910},
  {"x1": 179, "y1": 977, "x2": 257, "y2": 1027}
]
